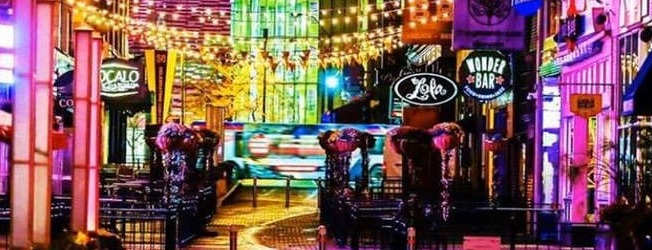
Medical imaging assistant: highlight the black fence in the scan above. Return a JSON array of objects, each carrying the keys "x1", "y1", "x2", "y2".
[
  {"x1": 318, "y1": 177, "x2": 623, "y2": 250},
  {"x1": 0, "y1": 183, "x2": 216, "y2": 250}
]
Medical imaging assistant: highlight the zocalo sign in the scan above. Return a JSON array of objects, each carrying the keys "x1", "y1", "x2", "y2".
[
  {"x1": 459, "y1": 51, "x2": 511, "y2": 101},
  {"x1": 100, "y1": 59, "x2": 144, "y2": 98},
  {"x1": 392, "y1": 73, "x2": 458, "y2": 106}
]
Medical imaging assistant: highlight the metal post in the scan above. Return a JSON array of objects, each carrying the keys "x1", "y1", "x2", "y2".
[
  {"x1": 317, "y1": 178, "x2": 322, "y2": 209},
  {"x1": 262, "y1": 28, "x2": 268, "y2": 122},
  {"x1": 509, "y1": 215, "x2": 516, "y2": 250},
  {"x1": 252, "y1": 177, "x2": 258, "y2": 208},
  {"x1": 317, "y1": 225, "x2": 327, "y2": 250},
  {"x1": 285, "y1": 176, "x2": 291, "y2": 208},
  {"x1": 407, "y1": 227, "x2": 416, "y2": 250},
  {"x1": 229, "y1": 225, "x2": 238, "y2": 250},
  {"x1": 533, "y1": 0, "x2": 548, "y2": 237},
  {"x1": 165, "y1": 205, "x2": 177, "y2": 250}
]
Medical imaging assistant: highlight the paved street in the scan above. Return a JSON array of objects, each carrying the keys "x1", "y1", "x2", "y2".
[{"x1": 185, "y1": 186, "x2": 323, "y2": 250}]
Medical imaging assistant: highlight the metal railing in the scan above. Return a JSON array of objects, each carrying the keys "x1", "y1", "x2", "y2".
[{"x1": 0, "y1": 182, "x2": 216, "y2": 250}]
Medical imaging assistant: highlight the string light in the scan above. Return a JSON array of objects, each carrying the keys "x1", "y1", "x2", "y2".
[{"x1": 65, "y1": 0, "x2": 420, "y2": 67}]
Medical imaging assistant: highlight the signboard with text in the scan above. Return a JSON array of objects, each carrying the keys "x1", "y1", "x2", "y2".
[
  {"x1": 570, "y1": 94, "x2": 602, "y2": 118},
  {"x1": 154, "y1": 50, "x2": 168, "y2": 124},
  {"x1": 453, "y1": 0, "x2": 525, "y2": 51},
  {"x1": 392, "y1": 72, "x2": 458, "y2": 106},
  {"x1": 459, "y1": 51, "x2": 511, "y2": 101},
  {"x1": 555, "y1": 40, "x2": 603, "y2": 66},
  {"x1": 100, "y1": 58, "x2": 145, "y2": 99}
]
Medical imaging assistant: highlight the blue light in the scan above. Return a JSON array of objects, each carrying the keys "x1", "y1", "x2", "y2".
[{"x1": 326, "y1": 76, "x2": 338, "y2": 88}]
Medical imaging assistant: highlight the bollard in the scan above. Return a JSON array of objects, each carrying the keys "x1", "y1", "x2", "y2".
[
  {"x1": 407, "y1": 227, "x2": 416, "y2": 250},
  {"x1": 285, "y1": 177, "x2": 291, "y2": 208},
  {"x1": 509, "y1": 215, "x2": 516, "y2": 250},
  {"x1": 229, "y1": 225, "x2": 238, "y2": 250},
  {"x1": 317, "y1": 225, "x2": 327, "y2": 250},
  {"x1": 252, "y1": 177, "x2": 258, "y2": 208}
]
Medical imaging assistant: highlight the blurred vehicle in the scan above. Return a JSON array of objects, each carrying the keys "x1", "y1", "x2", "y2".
[{"x1": 220, "y1": 122, "x2": 398, "y2": 186}]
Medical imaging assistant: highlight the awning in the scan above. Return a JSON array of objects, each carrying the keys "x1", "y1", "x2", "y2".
[{"x1": 623, "y1": 54, "x2": 652, "y2": 116}]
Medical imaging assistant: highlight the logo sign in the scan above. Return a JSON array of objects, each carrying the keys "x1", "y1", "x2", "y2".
[
  {"x1": 100, "y1": 59, "x2": 144, "y2": 98},
  {"x1": 459, "y1": 51, "x2": 511, "y2": 101},
  {"x1": 453, "y1": 0, "x2": 525, "y2": 51},
  {"x1": 512, "y1": 0, "x2": 543, "y2": 17},
  {"x1": 555, "y1": 40, "x2": 603, "y2": 66},
  {"x1": 392, "y1": 73, "x2": 458, "y2": 106},
  {"x1": 570, "y1": 94, "x2": 602, "y2": 118}
]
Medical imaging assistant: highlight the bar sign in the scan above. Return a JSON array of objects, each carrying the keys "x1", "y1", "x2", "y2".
[{"x1": 570, "y1": 94, "x2": 602, "y2": 118}]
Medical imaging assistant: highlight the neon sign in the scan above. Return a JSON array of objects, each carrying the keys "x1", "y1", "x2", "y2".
[
  {"x1": 100, "y1": 59, "x2": 143, "y2": 98},
  {"x1": 459, "y1": 51, "x2": 511, "y2": 101},
  {"x1": 392, "y1": 73, "x2": 458, "y2": 106}
]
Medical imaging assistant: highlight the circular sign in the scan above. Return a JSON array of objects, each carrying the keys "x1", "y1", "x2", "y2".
[
  {"x1": 469, "y1": 0, "x2": 512, "y2": 26},
  {"x1": 392, "y1": 73, "x2": 458, "y2": 106},
  {"x1": 459, "y1": 51, "x2": 511, "y2": 101}
]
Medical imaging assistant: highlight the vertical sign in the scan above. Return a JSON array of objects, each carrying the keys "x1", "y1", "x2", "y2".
[{"x1": 154, "y1": 50, "x2": 167, "y2": 124}]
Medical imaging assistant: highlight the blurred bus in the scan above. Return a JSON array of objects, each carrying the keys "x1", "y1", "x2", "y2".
[{"x1": 220, "y1": 122, "x2": 400, "y2": 186}]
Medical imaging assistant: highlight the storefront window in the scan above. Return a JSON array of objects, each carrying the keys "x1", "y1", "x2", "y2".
[
  {"x1": 620, "y1": 32, "x2": 640, "y2": 94},
  {"x1": 547, "y1": 0, "x2": 562, "y2": 37}
]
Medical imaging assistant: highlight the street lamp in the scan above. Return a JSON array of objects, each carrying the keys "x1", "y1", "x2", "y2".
[{"x1": 325, "y1": 74, "x2": 339, "y2": 111}]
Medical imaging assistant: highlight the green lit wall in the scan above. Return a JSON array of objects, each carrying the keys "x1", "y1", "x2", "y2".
[{"x1": 231, "y1": 0, "x2": 320, "y2": 124}]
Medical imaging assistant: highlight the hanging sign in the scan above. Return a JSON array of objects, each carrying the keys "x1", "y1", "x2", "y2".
[
  {"x1": 392, "y1": 73, "x2": 458, "y2": 106},
  {"x1": 512, "y1": 0, "x2": 543, "y2": 17},
  {"x1": 100, "y1": 59, "x2": 144, "y2": 98},
  {"x1": 458, "y1": 51, "x2": 511, "y2": 101},
  {"x1": 570, "y1": 94, "x2": 602, "y2": 118},
  {"x1": 453, "y1": 0, "x2": 525, "y2": 51}
]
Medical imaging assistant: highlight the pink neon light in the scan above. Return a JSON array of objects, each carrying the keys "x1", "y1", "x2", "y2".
[
  {"x1": 72, "y1": 28, "x2": 92, "y2": 232},
  {"x1": 87, "y1": 35, "x2": 102, "y2": 231}
]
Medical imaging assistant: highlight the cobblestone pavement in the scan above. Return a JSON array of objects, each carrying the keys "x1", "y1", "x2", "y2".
[{"x1": 184, "y1": 187, "x2": 321, "y2": 250}]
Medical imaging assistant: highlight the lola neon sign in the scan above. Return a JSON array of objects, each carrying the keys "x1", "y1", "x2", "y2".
[
  {"x1": 392, "y1": 72, "x2": 458, "y2": 106},
  {"x1": 100, "y1": 60, "x2": 143, "y2": 98}
]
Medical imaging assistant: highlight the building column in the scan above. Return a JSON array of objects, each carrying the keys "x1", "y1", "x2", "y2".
[
  {"x1": 71, "y1": 26, "x2": 93, "y2": 232},
  {"x1": 571, "y1": 116, "x2": 589, "y2": 223},
  {"x1": 86, "y1": 32, "x2": 103, "y2": 232},
  {"x1": 11, "y1": 0, "x2": 36, "y2": 247},
  {"x1": 32, "y1": 0, "x2": 56, "y2": 245}
]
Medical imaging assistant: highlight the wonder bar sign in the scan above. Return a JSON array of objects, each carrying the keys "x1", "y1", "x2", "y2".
[
  {"x1": 100, "y1": 58, "x2": 144, "y2": 99},
  {"x1": 459, "y1": 51, "x2": 511, "y2": 101}
]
